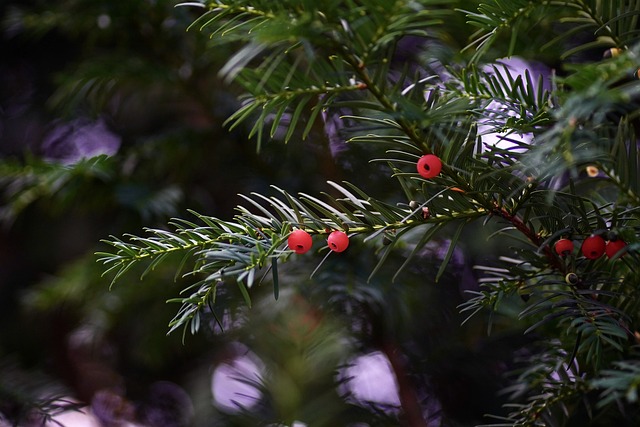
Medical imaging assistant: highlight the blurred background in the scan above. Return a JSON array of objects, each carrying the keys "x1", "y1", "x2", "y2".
[{"x1": 0, "y1": 1, "x2": 526, "y2": 426}]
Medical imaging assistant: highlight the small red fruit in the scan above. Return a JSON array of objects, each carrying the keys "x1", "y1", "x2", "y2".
[
  {"x1": 554, "y1": 238, "x2": 574, "y2": 257},
  {"x1": 581, "y1": 235, "x2": 606, "y2": 259},
  {"x1": 605, "y1": 239, "x2": 626, "y2": 259},
  {"x1": 287, "y1": 229, "x2": 313, "y2": 254},
  {"x1": 416, "y1": 154, "x2": 442, "y2": 179},
  {"x1": 327, "y1": 230, "x2": 349, "y2": 253}
]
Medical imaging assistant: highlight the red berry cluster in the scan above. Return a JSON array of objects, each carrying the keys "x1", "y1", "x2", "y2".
[
  {"x1": 554, "y1": 234, "x2": 626, "y2": 260},
  {"x1": 287, "y1": 229, "x2": 349, "y2": 254}
]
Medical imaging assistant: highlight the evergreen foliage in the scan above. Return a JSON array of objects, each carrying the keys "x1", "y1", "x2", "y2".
[
  {"x1": 100, "y1": 0, "x2": 640, "y2": 424},
  {"x1": 4, "y1": 0, "x2": 640, "y2": 425}
]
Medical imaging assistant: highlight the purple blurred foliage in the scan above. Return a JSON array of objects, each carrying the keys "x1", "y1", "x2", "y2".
[
  {"x1": 391, "y1": 35, "x2": 434, "y2": 80},
  {"x1": 41, "y1": 118, "x2": 121, "y2": 165},
  {"x1": 338, "y1": 351, "x2": 401, "y2": 410},
  {"x1": 493, "y1": 56, "x2": 552, "y2": 93},
  {"x1": 322, "y1": 35, "x2": 438, "y2": 165},
  {"x1": 136, "y1": 381, "x2": 193, "y2": 427},
  {"x1": 91, "y1": 389, "x2": 136, "y2": 427},
  {"x1": 479, "y1": 56, "x2": 552, "y2": 152},
  {"x1": 90, "y1": 382, "x2": 194, "y2": 427},
  {"x1": 211, "y1": 342, "x2": 264, "y2": 413},
  {"x1": 416, "y1": 238, "x2": 478, "y2": 295},
  {"x1": 66, "y1": 326, "x2": 124, "y2": 403},
  {"x1": 321, "y1": 104, "x2": 350, "y2": 161}
]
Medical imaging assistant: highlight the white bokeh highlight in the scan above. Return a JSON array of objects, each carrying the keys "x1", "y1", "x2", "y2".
[{"x1": 479, "y1": 56, "x2": 549, "y2": 152}]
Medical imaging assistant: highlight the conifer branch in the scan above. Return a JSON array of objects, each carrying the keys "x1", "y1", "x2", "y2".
[
  {"x1": 91, "y1": 1, "x2": 640, "y2": 423},
  {"x1": 97, "y1": 182, "x2": 489, "y2": 333}
]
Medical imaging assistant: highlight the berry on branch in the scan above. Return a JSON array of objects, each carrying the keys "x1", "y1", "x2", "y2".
[
  {"x1": 287, "y1": 229, "x2": 313, "y2": 254},
  {"x1": 554, "y1": 238, "x2": 574, "y2": 257},
  {"x1": 581, "y1": 235, "x2": 606, "y2": 259},
  {"x1": 417, "y1": 154, "x2": 442, "y2": 179},
  {"x1": 605, "y1": 239, "x2": 626, "y2": 259},
  {"x1": 327, "y1": 230, "x2": 349, "y2": 253}
]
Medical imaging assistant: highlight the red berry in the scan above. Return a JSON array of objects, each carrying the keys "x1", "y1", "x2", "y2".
[
  {"x1": 327, "y1": 230, "x2": 349, "y2": 253},
  {"x1": 554, "y1": 238, "x2": 574, "y2": 256},
  {"x1": 581, "y1": 235, "x2": 606, "y2": 259},
  {"x1": 416, "y1": 154, "x2": 442, "y2": 179},
  {"x1": 605, "y1": 239, "x2": 626, "y2": 259},
  {"x1": 287, "y1": 229, "x2": 313, "y2": 254}
]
